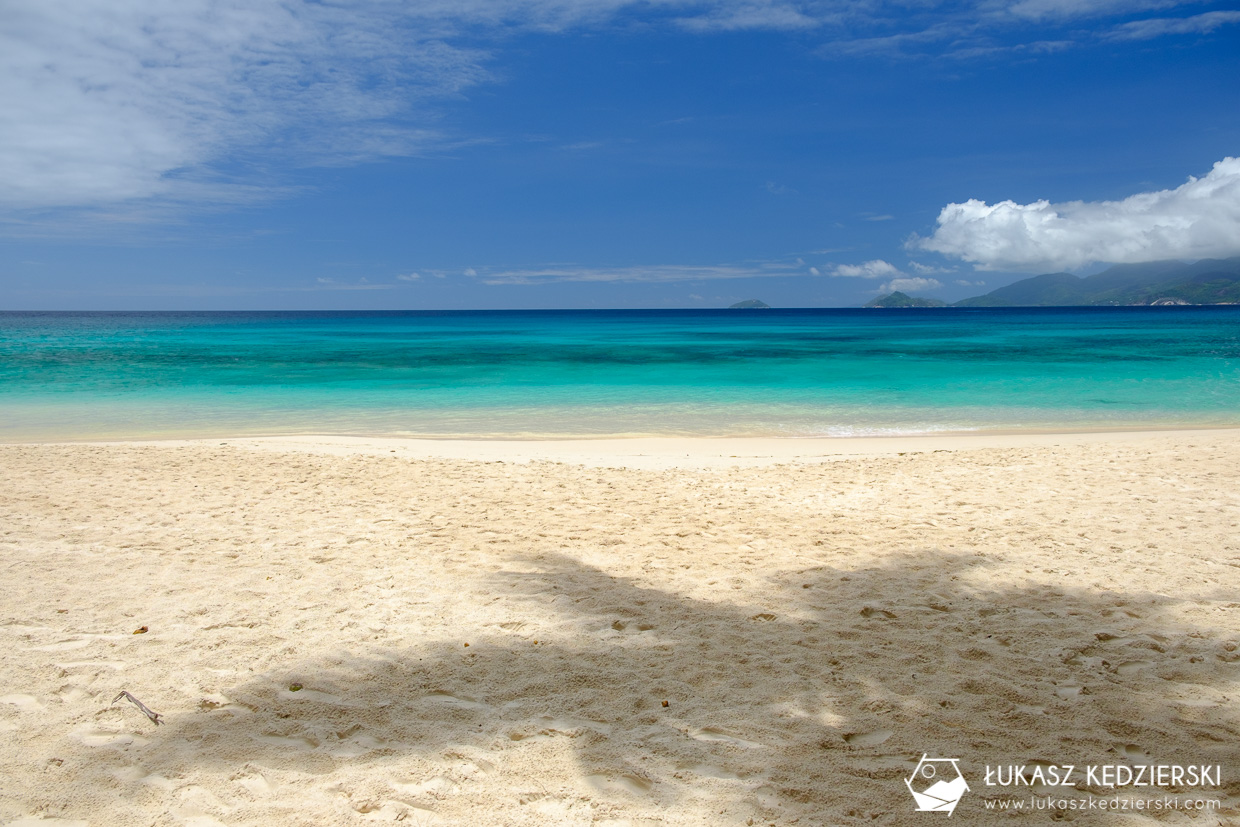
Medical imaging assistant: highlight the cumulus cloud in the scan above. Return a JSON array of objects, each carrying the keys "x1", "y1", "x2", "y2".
[
  {"x1": 879, "y1": 277, "x2": 942, "y2": 293},
  {"x1": 831, "y1": 259, "x2": 902, "y2": 278},
  {"x1": 913, "y1": 157, "x2": 1240, "y2": 271}
]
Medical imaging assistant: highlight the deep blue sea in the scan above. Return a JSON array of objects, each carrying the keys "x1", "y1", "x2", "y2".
[{"x1": 2, "y1": 308, "x2": 1239, "y2": 439}]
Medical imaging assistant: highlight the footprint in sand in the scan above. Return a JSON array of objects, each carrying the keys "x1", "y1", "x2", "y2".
[
  {"x1": 255, "y1": 732, "x2": 320, "y2": 749},
  {"x1": 843, "y1": 729, "x2": 893, "y2": 747},
  {"x1": 675, "y1": 762, "x2": 753, "y2": 781},
  {"x1": 235, "y1": 771, "x2": 276, "y2": 797},
  {"x1": 688, "y1": 726, "x2": 764, "y2": 748},
  {"x1": 1115, "y1": 660, "x2": 1152, "y2": 676},
  {"x1": 113, "y1": 766, "x2": 177, "y2": 790},
  {"x1": 511, "y1": 715, "x2": 611, "y2": 741},
  {"x1": 71, "y1": 724, "x2": 150, "y2": 748},
  {"x1": 585, "y1": 773, "x2": 654, "y2": 796},
  {"x1": 55, "y1": 660, "x2": 127, "y2": 671},
  {"x1": 1054, "y1": 684, "x2": 1084, "y2": 700},
  {"x1": 278, "y1": 686, "x2": 359, "y2": 706},
  {"x1": 391, "y1": 775, "x2": 459, "y2": 798},
  {"x1": 0, "y1": 694, "x2": 45, "y2": 712},
  {"x1": 536, "y1": 715, "x2": 612, "y2": 738},
  {"x1": 331, "y1": 730, "x2": 393, "y2": 758},
  {"x1": 353, "y1": 800, "x2": 436, "y2": 822},
  {"x1": 169, "y1": 785, "x2": 231, "y2": 827},
  {"x1": 425, "y1": 692, "x2": 490, "y2": 711},
  {"x1": 57, "y1": 685, "x2": 88, "y2": 704},
  {"x1": 610, "y1": 620, "x2": 656, "y2": 633},
  {"x1": 31, "y1": 637, "x2": 99, "y2": 652}
]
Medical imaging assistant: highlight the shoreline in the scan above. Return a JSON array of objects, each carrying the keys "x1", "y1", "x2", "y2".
[{"x1": 9, "y1": 425, "x2": 1240, "y2": 468}]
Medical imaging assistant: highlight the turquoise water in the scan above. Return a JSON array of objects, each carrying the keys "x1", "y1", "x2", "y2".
[{"x1": 2, "y1": 308, "x2": 1240, "y2": 439}]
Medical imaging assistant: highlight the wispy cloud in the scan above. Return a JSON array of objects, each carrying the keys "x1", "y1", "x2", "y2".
[
  {"x1": 830, "y1": 259, "x2": 902, "y2": 278},
  {"x1": 912, "y1": 156, "x2": 1240, "y2": 271},
  {"x1": 2, "y1": 0, "x2": 1230, "y2": 222},
  {"x1": 1107, "y1": 10, "x2": 1240, "y2": 39},
  {"x1": 464, "y1": 260, "x2": 804, "y2": 284},
  {"x1": 675, "y1": 2, "x2": 828, "y2": 32},
  {"x1": 907, "y1": 260, "x2": 955, "y2": 275},
  {"x1": 879, "y1": 276, "x2": 942, "y2": 293},
  {"x1": 0, "y1": 1, "x2": 492, "y2": 216}
]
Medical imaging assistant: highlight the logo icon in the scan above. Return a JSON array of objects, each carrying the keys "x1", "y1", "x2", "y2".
[{"x1": 906, "y1": 754, "x2": 969, "y2": 815}]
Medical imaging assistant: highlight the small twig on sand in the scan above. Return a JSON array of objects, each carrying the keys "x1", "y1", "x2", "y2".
[{"x1": 112, "y1": 691, "x2": 162, "y2": 725}]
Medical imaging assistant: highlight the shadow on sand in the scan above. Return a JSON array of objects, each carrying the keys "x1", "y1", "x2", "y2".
[{"x1": 94, "y1": 544, "x2": 1240, "y2": 824}]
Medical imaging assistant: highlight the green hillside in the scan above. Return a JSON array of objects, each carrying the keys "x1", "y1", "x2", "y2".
[
  {"x1": 864, "y1": 291, "x2": 947, "y2": 308},
  {"x1": 954, "y1": 257, "x2": 1240, "y2": 306}
]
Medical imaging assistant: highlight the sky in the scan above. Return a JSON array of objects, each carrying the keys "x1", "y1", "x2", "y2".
[{"x1": 2, "y1": 0, "x2": 1239, "y2": 310}]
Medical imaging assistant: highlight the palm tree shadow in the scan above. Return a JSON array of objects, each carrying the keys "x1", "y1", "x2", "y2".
[{"x1": 93, "y1": 547, "x2": 1240, "y2": 824}]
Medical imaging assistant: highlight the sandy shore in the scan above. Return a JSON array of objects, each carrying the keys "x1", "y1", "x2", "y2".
[{"x1": 2, "y1": 430, "x2": 1239, "y2": 825}]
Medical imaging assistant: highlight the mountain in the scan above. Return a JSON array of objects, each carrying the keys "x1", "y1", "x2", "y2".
[
  {"x1": 864, "y1": 291, "x2": 947, "y2": 308},
  {"x1": 728, "y1": 299, "x2": 771, "y2": 309},
  {"x1": 954, "y1": 257, "x2": 1240, "y2": 307}
]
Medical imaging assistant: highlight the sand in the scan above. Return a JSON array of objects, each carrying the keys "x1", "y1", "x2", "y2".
[{"x1": 1, "y1": 430, "x2": 1239, "y2": 825}]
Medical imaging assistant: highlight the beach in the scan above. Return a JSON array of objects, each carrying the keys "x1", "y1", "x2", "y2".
[{"x1": 2, "y1": 430, "x2": 1239, "y2": 825}]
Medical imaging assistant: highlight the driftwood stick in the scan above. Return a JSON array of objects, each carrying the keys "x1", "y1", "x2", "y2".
[{"x1": 112, "y1": 691, "x2": 162, "y2": 725}]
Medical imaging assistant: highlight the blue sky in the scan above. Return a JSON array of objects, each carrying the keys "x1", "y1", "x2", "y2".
[{"x1": 2, "y1": 0, "x2": 1239, "y2": 309}]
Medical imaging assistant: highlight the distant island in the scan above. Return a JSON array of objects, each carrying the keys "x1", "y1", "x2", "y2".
[
  {"x1": 729, "y1": 299, "x2": 771, "y2": 309},
  {"x1": 867, "y1": 256, "x2": 1240, "y2": 308},
  {"x1": 864, "y1": 291, "x2": 946, "y2": 308}
]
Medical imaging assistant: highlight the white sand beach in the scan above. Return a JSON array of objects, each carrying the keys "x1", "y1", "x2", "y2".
[{"x1": 2, "y1": 430, "x2": 1239, "y2": 825}]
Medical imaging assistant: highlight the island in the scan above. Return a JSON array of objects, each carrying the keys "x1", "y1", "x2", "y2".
[
  {"x1": 866, "y1": 256, "x2": 1240, "y2": 308},
  {"x1": 728, "y1": 299, "x2": 771, "y2": 309},
  {"x1": 864, "y1": 291, "x2": 947, "y2": 308}
]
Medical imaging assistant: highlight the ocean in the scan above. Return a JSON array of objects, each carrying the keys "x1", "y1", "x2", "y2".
[{"x1": 2, "y1": 307, "x2": 1239, "y2": 440}]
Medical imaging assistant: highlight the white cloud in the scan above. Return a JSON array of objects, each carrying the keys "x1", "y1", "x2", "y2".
[
  {"x1": 471, "y1": 262, "x2": 796, "y2": 284},
  {"x1": 879, "y1": 277, "x2": 942, "y2": 293},
  {"x1": 831, "y1": 259, "x2": 902, "y2": 278},
  {"x1": 1108, "y1": 10, "x2": 1240, "y2": 40},
  {"x1": 3, "y1": 0, "x2": 1230, "y2": 220},
  {"x1": 676, "y1": 2, "x2": 825, "y2": 32},
  {"x1": 864, "y1": 214, "x2": 895, "y2": 221},
  {"x1": 907, "y1": 260, "x2": 955, "y2": 274},
  {"x1": 396, "y1": 273, "x2": 421, "y2": 282},
  {"x1": 913, "y1": 157, "x2": 1240, "y2": 271},
  {"x1": 0, "y1": 0, "x2": 495, "y2": 214},
  {"x1": 954, "y1": 279, "x2": 986, "y2": 286},
  {"x1": 1004, "y1": 0, "x2": 1186, "y2": 21}
]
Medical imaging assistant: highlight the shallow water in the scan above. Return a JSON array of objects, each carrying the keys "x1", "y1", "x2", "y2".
[{"x1": 2, "y1": 307, "x2": 1239, "y2": 439}]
